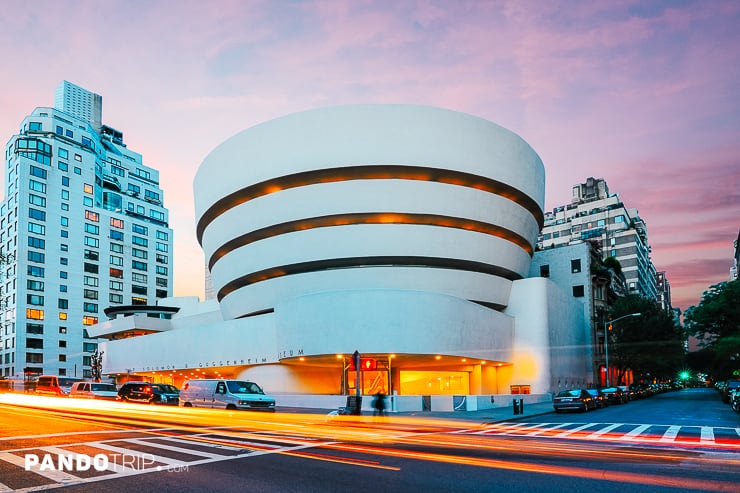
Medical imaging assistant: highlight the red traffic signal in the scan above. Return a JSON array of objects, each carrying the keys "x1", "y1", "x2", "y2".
[{"x1": 361, "y1": 358, "x2": 377, "y2": 370}]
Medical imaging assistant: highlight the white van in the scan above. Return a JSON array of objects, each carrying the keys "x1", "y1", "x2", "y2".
[{"x1": 179, "y1": 379, "x2": 276, "y2": 412}]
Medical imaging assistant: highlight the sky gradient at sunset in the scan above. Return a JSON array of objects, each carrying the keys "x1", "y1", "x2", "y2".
[{"x1": 1, "y1": 0, "x2": 737, "y2": 313}]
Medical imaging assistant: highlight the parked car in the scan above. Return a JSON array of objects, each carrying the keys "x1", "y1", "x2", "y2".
[
  {"x1": 600, "y1": 387, "x2": 628, "y2": 405},
  {"x1": 585, "y1": 388, "x2": 609, "y2": 408},
  {"x1": 617, "y1": 385, "x2": 635, "y2": 401},
  {"x1": 35, "y1": 376, "x2": 84, "y2": 397},
  {"x1": 553, "y1": 389, "x2": 597, "y2": 412},
  {"x1": 179, "y1": 379, "x2": 276, "y2": 411},
  {"x1": 730, "y1": 389, "x2": 740, "y2": 413},
  {"x1": 117, "y1": 382, "x2": 179, "y2": 405},
  {"x1": 720, "y1": 379, "x2": 740, "y2": 404},
  {"x1": 69, "y1": 382, "x2": 119, "y2": 400}
]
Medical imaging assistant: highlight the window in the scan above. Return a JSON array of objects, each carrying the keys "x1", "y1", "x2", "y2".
[
  {"x1": 84, "y1": 236, "x2": 99, "y2": 248},
  {"x1": 132, "y1": 260, "x2": 147, "y2": 271},
  {"x1": 156, "y1": 230, "x2": 168, "y2": 240},
  {"x1": 27, "y1": 280, "x2": 44, "y2": 291},
  {"x1": 571, "y1": 259, "x2": 581, "y2": 274},
  {"x1": 61, "y1": 243, "x2": 68, "y2": 252},
  {"x1": 26, "y1": 338, "x2": 43, "y2": 349},
  {"x1": 29, "y1": 165, "x2": 47, "y2": 179},
  {"x1": 156, "y1": 289, "x2": 168, "y2": 298},
  {"x1": 58, "y1": 162, "x2": 68, "y2": 172},
  {"x1": 111, "y1": 165, "x2": 125, "y2": 176},
  {"x1": 28, "y1": 265, "x2": 45, "y2": 277},
  {"x1": 110, "y1": 280, "x2": 123, "y2": 291},
  {"x1": 132, "y1": 285, "x2": 147, "y2": 295},
  {"x1": 26, "y1": 324, "x2": 43, "y2": 334},
  {"x1": 82, "y1": 316, "x2": 98, "y2": 326},
  {"x1": 150, "y1": 210, "x2": 165, "y2": 222},
  {"x1": 127, "y1": 183, "x2": 140, "y2": 195},
  {"x1": 110, "y1": 243, "x2": 123, "y2": 253},
  {"x1": 132, "y1": 272, "x2": 147, "y2": 283},
  {"x1": 109, "y1": 293, "x2": 123, "y2": 303},
  {"x1": 29, "y1": 122, "x2": 42, "y2": 131},
  {"x1": 29, "y1": 179, "x2": 47, "y2": 194},
  {"x1": 84, "y1": 249, "x2": 99, "y2": 261},
  {"x1": 61, "y1": 230, "x2": 68, "y2": 238},
  {"x1": 110, "y1": 268, "x2": 123, "y2": 279},
  {"x1": 82, "y1": 136, "x2": 92, "y2": 148},
  {"x1": 74, "y1": 167, "x2": 82, "y2": 174},
  {"x1": 28, "y1": 236, "x2": 45, "y2": 249},
  {"x1": 59, "y1": 327, "x2": 67, "y2": 334},
  {"x1": 60, "y1": 271, "x2": 68, "y2": 279},
  {"x1": 58, "y1": 299, "x2": 68, "y2": 309},
  {"x1": 132, "y1": 248, "x2": 147, "y2": 259},
  {"x1": 83, "y1": 196, "x2": 92, "y2": 207},
  {"x1": 27, "y1": 295, "x2": 44, "y2": 306},
  {"x1": 132, "y1": 224, "x2": 148, "y2": 235},
  {"x1": 109, "y1": 255, "x2": 123, "y2": 266},
  {"x1": 62, "y1": 190, "x2": 70, "y2": 200},
  {"x1": 83, "y1": 303, "x2": 98, "y2": 313},
  {"x1": 145, "y1": 190, "x2": 160, "y2": 202},
  {"x1": 84, "y1": 263, "x2": 99, "y2": 274},
  {"x1": 59, "y1": 355, "x2": 66, "y2": 362},
  {"x1": 61, "y1": 176, "x2": 69, "y2": 187},
  {"x1": 156, "y1": 277, "x2": 168, "y2": 287},
  {"x1": 28, "y1": 208, "x2": 46, "y2": 221},
  {"x1": 58, "y1": 148, "x2": 68, "y2": 159},
  {"x1": 156, "y1": 254, "x2": 168, "y2": 264},
  {"x1": 572, "y1": 285, "x2": 585, "y2": 297},
  {"x1": 84, "y1": 289, "x2": 98, "y2": 300},
  {"x1": 132, "y1": 297, "x2": 147, "y2": 305},
  {"x1": 28, "y1": 223, "x2": 45, "y2": 235},
  {"x1": 27, "y1": 251, "x2": 45, "y2": 263},
  {"x1": 84, "y1": 183, "x2": 93, "y2": 194},
  {"x1": 29, "y1": 193, "x2": 46, "y2": 207},
  {"x1": 155, "y1": 242, "x2": 168, "y2": 252},
  {"x1": 110, "y1": 218, "x2": 124, "y2": 228},
  {"x1": 540, "y1": 265, "x2": 550, "y2": 278},
  {"x1": 60, "y1": 257, "x2": 68, "y2": 265},
  {"x1": 61, "y1": 217, "x2": 68, "y2": 227},
  {"x1": 26, "y1": 309, "x2": 44, "y2": 320},
  {"x1": 83, "y1": 276, "x2": 99, "y2": 287},
  {"x1": 110, "y1": 230, "x2": 124, "y2": 241},
  {"x1": 85, "y1": 223, "x2": 99, "y2": 235},
  {"x1": 132, "y1": 236, "x2": 147, "y2": 247},
  {"x1": 155, "y1": 265, "x2": 168, "y2": 275},
  {"x1": 135, "y1": 168, "x2": 151, "y2": 180},
  {"x1": 83, "y1": 342, "x2": 97, "y2": 352}
]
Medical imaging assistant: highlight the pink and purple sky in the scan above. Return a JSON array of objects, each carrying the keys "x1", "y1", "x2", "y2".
[{"x1": 1, "y1": 1, "x2": 737, "y2": 313}]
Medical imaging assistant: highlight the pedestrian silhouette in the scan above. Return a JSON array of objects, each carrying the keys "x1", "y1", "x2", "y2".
[{"x1": 372, "y1": 391, "x2": 386, "y2": 417}]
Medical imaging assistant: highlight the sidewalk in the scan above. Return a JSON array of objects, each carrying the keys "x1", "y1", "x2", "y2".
[
  {"x1": 394, "y1": 401, "x2": 555, "y2": 424},
  {"x1": 279, "y1": 400, "x2": 555, "y2": 424}
]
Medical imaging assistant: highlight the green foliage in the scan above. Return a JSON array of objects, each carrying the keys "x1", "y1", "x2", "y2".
[
  {"x1": 603, "y1": 256, "x2": 622, "y2": 275},
  {"x1": 684, "y1": 280, "x2": 740, "y2": 379},
  {"x1": 608, "y1": 294, "x2": 684, "y2": 384}
]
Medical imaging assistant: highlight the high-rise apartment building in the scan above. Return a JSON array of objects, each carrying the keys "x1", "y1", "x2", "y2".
[
  {"x1": 0, "y1": 81, "x2": 172, "y2": 379},
  {"x1": 537, "y1": 177, "x2": 659, "y2": 301}
]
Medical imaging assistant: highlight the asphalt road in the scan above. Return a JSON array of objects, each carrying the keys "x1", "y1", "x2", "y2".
[{"x1": 0, "y1": 388, "x2": 737, "y2": 492}]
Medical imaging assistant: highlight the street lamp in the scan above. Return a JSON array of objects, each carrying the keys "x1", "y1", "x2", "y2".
[{"x1": 604, "y1": 312, "x2": 641, "y2": 387}]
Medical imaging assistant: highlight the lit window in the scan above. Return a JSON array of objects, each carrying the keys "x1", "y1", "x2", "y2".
[
  {"x1": 26, "y1": 309, "x2": 44, "y2": 320},
  {"x1": 59, "y1": 312, "x2": 68, "y2": 320},
  {"x1": 82, "y1": 316, "x2": 98, "y2": 326},
  {"x1": 84, "y1": 183, "x2": 93, "y2": 194},
  {"x1": 85, "y1": 210, "x2": 99, "y2": 222}
]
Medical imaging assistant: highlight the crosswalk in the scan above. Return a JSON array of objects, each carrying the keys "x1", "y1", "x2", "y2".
[
  {"x1": 0, "y1": 428, "x2": 332, "y2": 492},
  {"x1": 466, "y1": 421, "x2": 740, "y2": 449}
]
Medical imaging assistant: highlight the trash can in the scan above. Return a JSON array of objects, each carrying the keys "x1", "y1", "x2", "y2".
[{"x1": 346, "y1": 395, "x2": 362, "y2": 415}]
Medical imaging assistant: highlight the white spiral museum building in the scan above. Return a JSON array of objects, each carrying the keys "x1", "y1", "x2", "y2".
[{"x1": 97, "y1": 105, "x2": 590, "y2": 406}]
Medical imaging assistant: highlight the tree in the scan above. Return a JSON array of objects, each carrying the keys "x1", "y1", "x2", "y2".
[
  {"x1": 608, "y1": 294, "x2": 684, "y2": 384},
  {"x1": 684, "y1": 280, "x2": 740, "y2": 380}
]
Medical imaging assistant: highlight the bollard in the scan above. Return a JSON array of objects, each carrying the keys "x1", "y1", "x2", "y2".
[
  {"x1": 513, "y1": 399, "x2": 520, "y2": 415},
  {"x1": 519, "y1": 398, "x2": 524, "y2": 414}
]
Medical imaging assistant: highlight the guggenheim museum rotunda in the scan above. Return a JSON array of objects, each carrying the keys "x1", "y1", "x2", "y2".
[{"x1": 95, "y1": 105, "x2": 589, "y2": 402}]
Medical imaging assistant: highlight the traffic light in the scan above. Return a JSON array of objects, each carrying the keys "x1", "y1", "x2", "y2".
[
  {"x1": 608, "y1": 323, "x2": 613, "y2": 331},
  {"x1": 360, "y1": 358, "x2": 377, "y2": 370}
]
